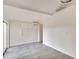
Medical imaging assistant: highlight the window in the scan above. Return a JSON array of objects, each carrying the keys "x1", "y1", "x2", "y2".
[{"x1": 3, "y1": 22, "x2": 7, "y2": 52}]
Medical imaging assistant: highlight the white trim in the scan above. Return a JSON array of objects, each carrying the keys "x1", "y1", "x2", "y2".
[{"x1": 43, "y1": 42, "x2": 75, "y2": 58}]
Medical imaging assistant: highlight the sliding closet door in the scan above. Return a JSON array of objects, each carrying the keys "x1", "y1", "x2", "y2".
[
  {"x1": 22, "y1": 23, "x2": 39, "y2": 43},
  {"x1": 10, "y1": 22, "x2": 40, "y2": 47},
  {"x1": 10, "y1": 22, "x2": 22, "y2": 46}
]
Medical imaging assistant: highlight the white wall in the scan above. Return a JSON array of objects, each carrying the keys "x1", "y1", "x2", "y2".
[
  {"x1": 43, "y1": 25, "x2": 76, "y2": 58},
  {"x1": 4, "y1": 3, "x2": 75, "y2": 58},
  {"x1": 43, "y1": 5, "x2": 76, "y2": 58},
  {"x1": 9, "y1": 21, "x2": 40, "y2": 47}
]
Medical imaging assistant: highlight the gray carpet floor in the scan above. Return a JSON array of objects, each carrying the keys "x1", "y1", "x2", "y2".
[{"x1": 4, "y1": 43, "x2": 74, "y2": 59}]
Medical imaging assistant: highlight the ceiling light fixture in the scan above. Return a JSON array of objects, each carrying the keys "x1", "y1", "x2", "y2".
[{"x1": 60, "y1": 0, "x2": 72, "y2": 3}]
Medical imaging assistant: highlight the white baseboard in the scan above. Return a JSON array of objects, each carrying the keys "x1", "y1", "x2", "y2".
[{"x1": 43, "y1": 42, "x2": 75, "y2": 58}]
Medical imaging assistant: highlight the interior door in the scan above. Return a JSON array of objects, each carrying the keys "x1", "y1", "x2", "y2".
[{"x1": 3, "y1": 22, "x2": 7, "y2": 52}]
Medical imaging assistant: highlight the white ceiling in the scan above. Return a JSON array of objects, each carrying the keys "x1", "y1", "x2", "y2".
[
  {"x1": 3, "y1": 5, "x2": 51, "y2": 22},
  {"x1": 3, "y1": 0, "x2": 75, "y2": 26},
  {"x1": 4, "y1": 0, "x2": 75, "y2": 15},
  {"x1": 4, "y1": 0, "x2": 58, "y2": 15},
  {"x1": 4, "y1": 5, "x2": 75, "y2": 26}
]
